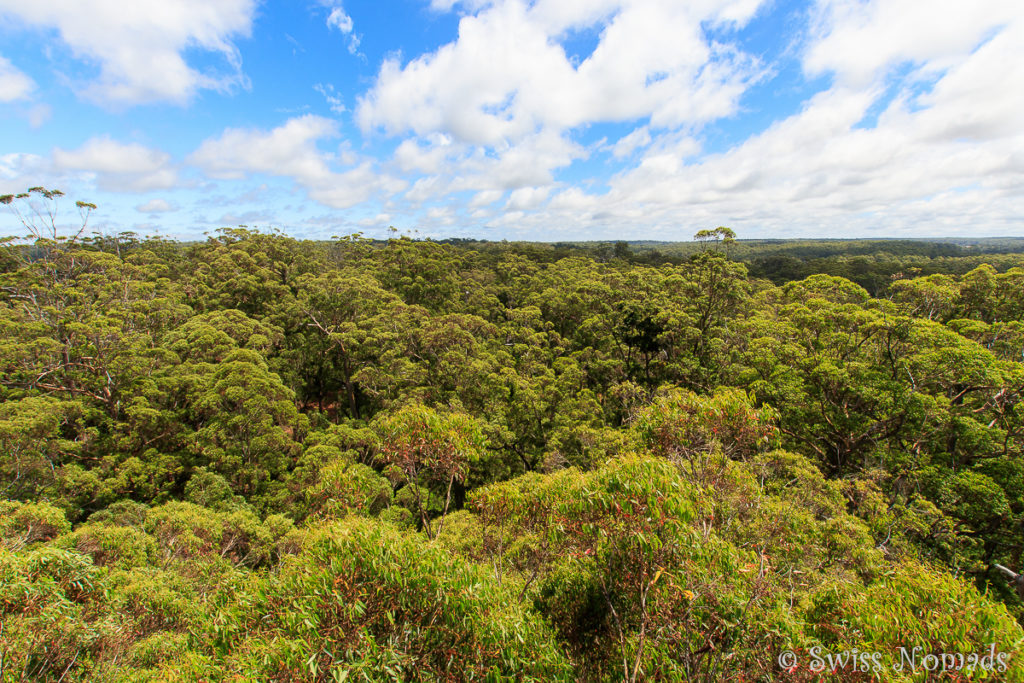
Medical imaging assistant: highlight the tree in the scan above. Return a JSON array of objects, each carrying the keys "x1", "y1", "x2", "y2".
[
  {"x1": 0, "y1": 187, "x2": 95, "y2": 260},
  {"x1": 292, "y1": 270, "x2": 401, "y2": 418},
  {"x1": 373, "y1": 403, "x2": 487, "y2": 539},
  {"x1": 187, "y1": 348, "x2": 307, "y2": 500},
  {"x1": 0, "y1": 397, "x2": 81, "y2": 501},
  {"x1": 693, "y1": 226, "x2": 736, "y2": 254}
]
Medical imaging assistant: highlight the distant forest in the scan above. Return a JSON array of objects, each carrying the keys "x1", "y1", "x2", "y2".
[
  {"x1": 3, "y1": 189, "x2": 1024, "y2": 681},
  {"x1": 442, "y1": 235, "x2": 1024, "y2": 295}
]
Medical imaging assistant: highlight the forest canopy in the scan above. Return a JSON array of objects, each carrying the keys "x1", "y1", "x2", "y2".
[{"x1": 2, "y1": 192, "x2": 1024, "y2": 681}]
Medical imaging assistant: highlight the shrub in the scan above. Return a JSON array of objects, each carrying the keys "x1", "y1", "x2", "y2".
[
  {"x1": 175, "y1": 517, "x2": 572, "y2": 681},
  {"x1": 0, "y1": 500, "x2": 72, "y2": 550},
  {"x1": 56, "y1": 523, "x2": 157, "y2": 569},
  {"x1": 632, "y1": 387, "x2": 779, "y2": 463},
  {"x1": 306, "y1": 460, "x2": 393, "y2": 518}
]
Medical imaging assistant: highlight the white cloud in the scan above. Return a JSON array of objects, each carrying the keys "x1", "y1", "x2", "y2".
[
  {"x1": 403, "y1": 175, "x2": 451, "y2": 204},
  {"x1": 356, "y1": 212, "x2": 392, "y2": 228},
  {"x1": 0, "y1": 152, "x2": 112, "y2": 236},
  {"x1": 6, "y1": 0, "x2": 1023, "y2": 241},
  {"x1": 136, "y1": 199, "x2": 177, "y2": 213},
  {"x1": 359, "y1": 0, "x2": 768, "y2": 221},
  {"x1": 321, "y1": 1, "x2": 361, "y2": 55},
  {"x1": 469, "y1": 189, "x2": 503, "y2": 207},
  {"x1": 189, "y1": 115, "x2": 339, "y2": 183},
  {"x1": 538, "y1": 55, "x2": 1024, "y2": 238},
  {"x1": 901, "y1": 20, "x2": 1024, "y2": 143},
  {"x1": 189, "y1": 115, "x2": 407, "y2": 209},
  {"x1": 0, "y1": 0, "x2": 256, "y2": 105},
  {"x1": 805, "y1": 0, "x2": 1020, "y2": 87},
  {"x1": 505, "y1": 186, "x2": 550, "y2": 210},
  {"x1": 450, "y1": 129, "x2": 583, "y2": 191},
  {"x1": 392, "y1": 128, "x2": 583, "y2": 208},
  {"x1": 0, "y1": 55, "x2": 34, "y2": 101},
  {"x1": 425, "y1": 205, "x2": 456, "y2": 226},
  {"x1": 373, "y1": 0, "x2": 1024, "y2": 239},
  {"x1": 326, "y1": 7, "x2": 353, "y2": 33},
  {"x1": 429, "y1": 0, "x2": 494, "y2": 12},
  {"x1": 307, "y1": 162, "x2": 408, "y2": 209},
  {"x1": 393, "y1": 136, "x2": 454, "y2": 174},
  {"x1": 314, "y1": 83, "x2": 346, "y2": 113},
  {"x1": 0, "y1": 153, "x2": 49, "y2": 194},
  {"x1": 611, "y1": 126, "x2": 651, "y2": 158},
  {"x1": 358, "y1": 0, "x2": 767, "y2": 145},
  {"x1": 52, "y1": 137, "x2": 178, "y2": 192},
  {"x1": 547, "y1": 186, "x2": 592, "y2": 211}
]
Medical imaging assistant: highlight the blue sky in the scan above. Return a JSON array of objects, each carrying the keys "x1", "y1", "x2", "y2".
[{"x1": 1, "y1": 0, "x2": 1022, "y2": 241}]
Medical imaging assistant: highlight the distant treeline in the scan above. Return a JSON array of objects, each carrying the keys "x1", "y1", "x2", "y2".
[{"x1": 438, "y1": 236, "x2": 1024, "y2": 294}]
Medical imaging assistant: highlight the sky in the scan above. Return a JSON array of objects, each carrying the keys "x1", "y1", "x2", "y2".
[{"x1": 0, "y1": 0, "x2": 1022, "y2": 242}]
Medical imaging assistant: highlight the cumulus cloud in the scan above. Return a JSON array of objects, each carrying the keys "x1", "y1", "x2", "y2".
[
  {"x1": 505, "y1": 186, "x2": 550, "y2": 211},
  {"x1": 189, "y1": 115, "x2": 406, "y2": 209},
  {"x1": 52, "y1": 137, "x2": 178, "y2": 192},
  {"x1": 456, "y1": 130, "x2": 584, "y2": 191},
  {"x1": 534, "y1": 34, "x2": 1024, "y2": 239},
  {"x1": 136, "y1": 199, "x2": 178, "y2": 213},
  {"x1": 393, "y1": 135, "x2": 455, "y2": 174},
  {"x1": 365, "y1": 0, "x2": 1024, "y2": 239},
  {"x1": 0, "y1": 152, "x2": 114, "y2": 236},
  {"x1": 307, "y1": 162, "x2": 408, "y2": 208},
  {"x1": 358, "y1": 0, "x2": 766, "y2": 145},
  {"x1": 805, "y1": 0, "x2": 1020, "y2": 86},
  {"x1": 612, "y1": 126, "x2": 652, "y2": 158},
  {"x1": 190, "y1": 115, "x2": 340, "y2": 183},
  {"x1": 392, "y1": 128, "x2": 584, "y2": 209},
  {"x1": 0, "y1": 55, "x2": 34, "y2": 101},
  {"x1": 6, "y1": 0, "x2": 1020, "y2": 240},
  {"x1": 358, "y1": 0, "x2": 768, "y2": 219},
  {"x1": 0, "y1": 0, "x2": 256, "y2": 105}
]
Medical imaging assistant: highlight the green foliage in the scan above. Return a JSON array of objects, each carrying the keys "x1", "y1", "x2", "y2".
[
  {"x1": 3, "y1": 224, "x2": 1024, "y2": 680},
  {"x1": 0, "y1": 500, "x2": 72, "y2": 550},
  {"x1": 0, "y1": 396, "x2": 81, "y2": 501},
  {"x1": 142, "y1": 500, "x2": 294, "y2": 568},
  {"x1": 182, "y1": 517, "x2": 572, "y2": 681},
  {"x1": 374, "y1": 403, "x2": 488, "y2": 538},
  {"x1": 183, "y1": 467, "x2": 245, "y2": 510},
  {"x1": 631, "y1": 387, "x2": 779, "y2": 462},
  {"x1": 805, "y1": 563, "x2": 1024, "y2": 680},
  {"x1": 55, "y1": 523, "x2": 157, "y2": 569},
  {"x1": 0, "y1": 546, "x2": 108, "y2": 681},
  {"x1": 186, "y1": 348, "x2": 307, "y2": 500},
  {"x1": 307, "y1": 460, "x2": 393, "y2": 518}
]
